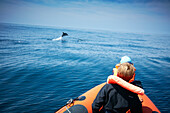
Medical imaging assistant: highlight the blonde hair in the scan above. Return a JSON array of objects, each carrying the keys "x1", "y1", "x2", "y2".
[{"x1": 117, "y1": 63, "x2": 135, "y2": 81}]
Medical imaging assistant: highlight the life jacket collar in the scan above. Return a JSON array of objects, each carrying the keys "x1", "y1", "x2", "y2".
[{"x1": 107, "y1": 75, "x2": 144, "y2": 95}]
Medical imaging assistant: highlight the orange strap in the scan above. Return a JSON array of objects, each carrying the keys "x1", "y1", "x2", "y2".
[{"x1": 107, "y1": 75, "x2": 144, "y2": 95}]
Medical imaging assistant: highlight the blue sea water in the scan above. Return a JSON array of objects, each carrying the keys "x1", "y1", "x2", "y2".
[{"x1": 0, "y1": 23, "x2": 170, "y2": 113}]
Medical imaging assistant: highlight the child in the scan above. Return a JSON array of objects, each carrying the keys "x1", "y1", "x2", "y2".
[
  {"x1": 113, "y1": 56, "x2": 136, "y2": 83},
  {"x1": 92, "y1": 63, "x2": 142, "y2": 113}
]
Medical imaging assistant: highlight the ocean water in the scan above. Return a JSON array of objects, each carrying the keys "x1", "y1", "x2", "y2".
[{"x1": 0, "y1": 23, "x2": 170, "y2": 113}]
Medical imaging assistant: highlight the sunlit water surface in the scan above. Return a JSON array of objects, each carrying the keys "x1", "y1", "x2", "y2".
[{"x1": 0, "y1": 23, "x2": 170, "y2": 112}]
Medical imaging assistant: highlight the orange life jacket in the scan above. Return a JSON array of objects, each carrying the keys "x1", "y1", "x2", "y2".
[{"x1": 107, "y1": 75, "x2": 144, "y2": 95}]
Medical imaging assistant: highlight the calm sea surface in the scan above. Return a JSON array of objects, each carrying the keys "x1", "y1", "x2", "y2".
[{"x1": 0, "y1": 23, "x2": 170, "y2": 112}]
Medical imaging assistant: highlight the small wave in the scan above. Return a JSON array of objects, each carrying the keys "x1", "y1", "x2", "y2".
[
  {"x1": 52, "y1": 37, "x2": 62, "y2": 41},
  {"x1": 0, "y1": 39, "x2": 29, "y2": 45}
]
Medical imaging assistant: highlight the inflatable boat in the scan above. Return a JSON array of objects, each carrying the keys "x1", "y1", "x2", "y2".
[{"x1": 56, "y1": 82, "x2": 160, "y2": 113}]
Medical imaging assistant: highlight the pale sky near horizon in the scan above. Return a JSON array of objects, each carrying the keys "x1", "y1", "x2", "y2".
[{"x1": 0, "y1": 0, "x2": 170, "y2": 34}]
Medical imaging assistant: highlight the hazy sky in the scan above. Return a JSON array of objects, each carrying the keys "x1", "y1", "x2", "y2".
[{"x1": 0, "y1": 0, "x2": 170, "y2": 34}]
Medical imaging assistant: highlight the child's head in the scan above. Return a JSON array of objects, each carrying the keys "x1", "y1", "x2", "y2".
[
  {"x1": 117, "y1": 63, "x2": 135, "y2": 81},
  {"x1": 120, "y1": 56, "x2": 132, "y2": 64}
]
